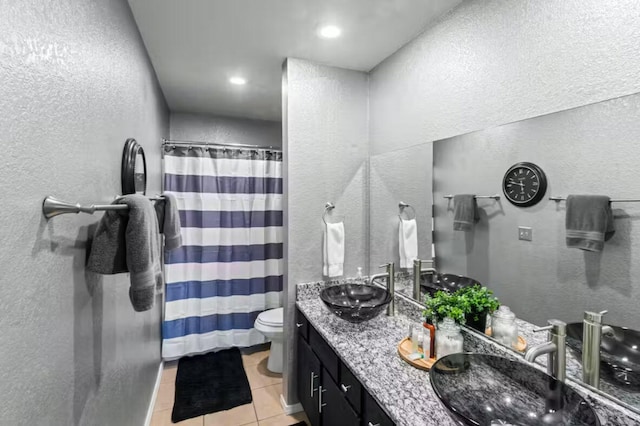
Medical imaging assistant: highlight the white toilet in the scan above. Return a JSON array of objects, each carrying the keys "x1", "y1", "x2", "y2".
[{"x1": 254, "y1": 307, "x2": 284, "y2": 373}]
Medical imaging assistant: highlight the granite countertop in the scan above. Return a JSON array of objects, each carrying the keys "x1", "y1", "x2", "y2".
[
  {"x1": 295, "y1": 297, "x2": 456, "y2": 426},
  {"x1": 296, "y1": 279, "x2": 640, "y2": 425}
]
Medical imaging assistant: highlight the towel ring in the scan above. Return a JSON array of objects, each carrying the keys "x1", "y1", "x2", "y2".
[
  {"x1": 323, "y1": 202, "x2": 336, "y2": 225},
  {"x1": 398, "y1": 202, "x2": 416, "y2": 220}
]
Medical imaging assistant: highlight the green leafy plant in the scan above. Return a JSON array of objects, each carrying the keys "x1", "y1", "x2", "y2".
[
  {"x1": 456, "y1": 284, "x2": 500, "y2": 322},
  {"x1": 423, "y1": 284, "x2": 500, "y2": 325},
  {"x1": 423, "y1": 290, "x2": 468, "y2": 324}
]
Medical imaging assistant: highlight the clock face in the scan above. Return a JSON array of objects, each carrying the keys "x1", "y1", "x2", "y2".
[{"x1": 502, "y1": 162, "x2": 548, "y2": 207}]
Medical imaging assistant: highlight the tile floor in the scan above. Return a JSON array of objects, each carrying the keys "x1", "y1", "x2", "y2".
[{"x1": 150, "y1": 344, "x2": 309, "y2": 426}]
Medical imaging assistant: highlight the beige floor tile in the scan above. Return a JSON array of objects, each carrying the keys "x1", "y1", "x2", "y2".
[
  {"x1": 258, "y1": 411, "x2": 309, "y2": 426},
  {"x1": 203, "y1": 402, "x2": 257, "y2": 426},
  {"x1": 161, "y1": 362, "x2": 178, "y2": 385},
  {"x1": 154, "y1": 381, "x2": 176, "y2": 412},
  {"x1": 252, "y1": 383, "x2": 285, "y2": 420},
  {"x1": 241, "y1": 344, "x2": 270, "y2": 367},
  {"x1": 150, "y1": 408, "x2": 203, "y2": 426},
  {"x1": 245, "y1": 358, "x2": 282, "y2": 390}
]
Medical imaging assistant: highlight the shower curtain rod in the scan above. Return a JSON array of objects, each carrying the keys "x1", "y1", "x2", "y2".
[{"x1": 162, "y1": 138, "x2": 281, "y2": 152}]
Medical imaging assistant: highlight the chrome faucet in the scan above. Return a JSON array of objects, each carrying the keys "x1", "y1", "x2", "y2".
[
  {"x1": 582, "y1": 310, "x2": 615, "y2": 389},
  {"x1": 412, "y1": 259, "x2": 437, "y2": 300},
  {"x1": 524, "y1": 319, "x2": 567, "y2": 381},
  {"x1": 369, "y1": 262, "x2": 395, "y2": 316}
]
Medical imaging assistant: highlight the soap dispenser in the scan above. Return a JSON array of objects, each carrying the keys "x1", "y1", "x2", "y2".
[{"x1": 355, "y1": 267, "x2": 364, "y2": 284}]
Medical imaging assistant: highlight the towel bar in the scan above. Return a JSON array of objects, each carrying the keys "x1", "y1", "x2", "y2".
[
  {"x1": 550, "y1": 196, "x2": 640, "y2": 203},
  {"x1": 42, "y1": 195, "x2": 164, "y2": 219},
  {"x1": 443, "y1": 194, "x2": 501, "y2": 200}
]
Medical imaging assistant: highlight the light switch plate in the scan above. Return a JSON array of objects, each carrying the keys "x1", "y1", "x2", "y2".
[{"x1": 519, "y1": 226, "x2": 532, "y2": 241}]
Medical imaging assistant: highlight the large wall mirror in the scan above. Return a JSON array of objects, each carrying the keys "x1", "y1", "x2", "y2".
[{"x1": 369, "y1": 92, "x2": 640, "y2": 413}]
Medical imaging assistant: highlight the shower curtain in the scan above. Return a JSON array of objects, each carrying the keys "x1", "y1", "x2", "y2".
[{"x1": 161, "y1": 146, "x2": 283, "y2": 359}]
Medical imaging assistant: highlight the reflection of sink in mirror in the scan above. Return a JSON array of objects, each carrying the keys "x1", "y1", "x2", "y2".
[
  {"x1": 422, "y1": 273, "x2": 481, "y2": 296},
  {"x1": 319, "y1": 284, "x2": 392, "y2": 323},
  {"x1": 430, "y1": 353, "x2": 600, "y2": 426},
  {"x1": 566, "y1": 323, "x2": 640, "y2": 391}
]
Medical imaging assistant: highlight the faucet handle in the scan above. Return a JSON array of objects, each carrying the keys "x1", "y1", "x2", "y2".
[
  {"x1": 378, "y1": 262, "x2": 395, "y2": 272},
  {"x1": 534, "y1": 319, "x2": 566, "y2": 335},
  {"x1": 533, "y1": 325, "x2": 554, "y2": 333},
  {"x1": 584, "y1": 310, "x2": 608, "y2": 323}
]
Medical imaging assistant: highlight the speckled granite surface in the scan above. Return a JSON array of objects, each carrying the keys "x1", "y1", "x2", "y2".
[
  {"x1": 296, "y1": 281, "x2": 640, "y2": 425},
  {"x1": 296, "y1": 297, "x2": 456, "y2": 426}
]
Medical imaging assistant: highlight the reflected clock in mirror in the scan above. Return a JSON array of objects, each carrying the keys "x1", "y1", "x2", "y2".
[
  {"x1": 121, "y1": 138, "x2": 147, "y2": 195},
  {"x1": 502, "y1": 162, "x2": 547, "y2": 207}
]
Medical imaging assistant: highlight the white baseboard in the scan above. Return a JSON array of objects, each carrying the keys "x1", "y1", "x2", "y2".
[
  {"x1": 280, "y1": 393, "x2": 303, "y2": 415},
  {"x1": 144, "y1": 361, "x2": 164, "y2": 426}
]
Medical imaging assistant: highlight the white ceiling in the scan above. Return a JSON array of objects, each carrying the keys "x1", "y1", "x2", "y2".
[{"x1": 128, "y1": 0, "x2": 461, "y2": 121}]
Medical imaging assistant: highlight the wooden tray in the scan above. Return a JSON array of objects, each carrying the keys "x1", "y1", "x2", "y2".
[
  {"x1": 397, "y1": 337, "x2": 436, "y2": 371},
  {"x1": 485, "y1": 328, "x2": 528, "y2": 352}
]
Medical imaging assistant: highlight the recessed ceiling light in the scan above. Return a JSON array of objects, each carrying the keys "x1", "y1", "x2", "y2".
[
  {"x1": 318, "y1": 25, "x2": 341, "y2": 39},
  {"x1": 229, "y1": 76, "x2": 247, "y2": 85}
]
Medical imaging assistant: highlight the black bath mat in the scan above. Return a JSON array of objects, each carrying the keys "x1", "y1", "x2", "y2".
[{"x1": 171, "y1": 347, "x2": 252, "y2": 422}]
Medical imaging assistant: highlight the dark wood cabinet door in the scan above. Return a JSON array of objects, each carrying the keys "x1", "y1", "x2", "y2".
[
  {"x1": 363, "y1": 390, "x2": 395, "y2": 426},
  {"x1": 319, "y1": 367, "x2": 360, "y2": 426},
  {"x1": 297, "y1": 336, "x2": 321, "y2": 426}
]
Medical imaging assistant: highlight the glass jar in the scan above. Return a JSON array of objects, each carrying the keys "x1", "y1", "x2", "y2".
[
  {"x1": 435, "y1": 317, "x2": 464, "y2": 359},
  {"x1": 492, "y1": 305, "x2": 518, "y2": 348}
]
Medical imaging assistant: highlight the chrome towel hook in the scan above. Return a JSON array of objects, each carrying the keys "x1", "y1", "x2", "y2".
[
  {"x1": 398, "y1": 201, "x2": 416, "y2": 220},
  {"x1": 322, "y1": 202, "x2": 335, "y2": 225}
]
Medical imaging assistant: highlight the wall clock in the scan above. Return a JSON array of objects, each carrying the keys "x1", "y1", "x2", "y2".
[{"x1": 502, "y1": 162, "x2": 547, "y2": 207}]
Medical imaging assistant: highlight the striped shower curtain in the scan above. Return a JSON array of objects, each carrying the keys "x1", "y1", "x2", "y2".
[{"x1": 161, "y1": 146, "x2": 283, "y2": 360}]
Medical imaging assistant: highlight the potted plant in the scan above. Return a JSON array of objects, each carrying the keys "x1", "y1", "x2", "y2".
[
  {"x1": 423, "y1": 285, "x2": 500, "y2": 332},
  {"x1": 455, "y1": 284, "x2": 500, "y2": 332},
  {"x1": 423, "y1": 290, "x2": 467, "y2": 325}
]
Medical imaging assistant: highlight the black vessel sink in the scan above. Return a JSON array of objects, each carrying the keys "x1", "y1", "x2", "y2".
[
  {"x1": 566, "y1": 322, "x2": 640, "y2": 391},
  {"x1": 319, "y1": 284, "x2": 392, "y2": 323},
  {"x1": 422, "y1": 273, "x2": 481, "y2": 296},
  {"x1": 430, "y1": 353, "x2": 600, "y2": 426}
]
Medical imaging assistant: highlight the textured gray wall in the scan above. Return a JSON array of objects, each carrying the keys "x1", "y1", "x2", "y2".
[
  {"x1": 0, "y1": 1, "x2": 168, "y2": 424},
  {"x1": 282, "y1": 58, "x2": 369, "y2": 404},
  {"x1": 369, "y1": 143, "x2": 433, "y2": 272},
  {"x1": 433, "y1": 94, "x2": 640, "y2": 328},
  {"x1": 170, "y1": 113, "x2": 282, "y2": 148},
  {"x1": 369, "y1": 0, "x2": 640, "y2": 156}
]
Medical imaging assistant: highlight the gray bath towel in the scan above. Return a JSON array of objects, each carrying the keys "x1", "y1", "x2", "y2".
[
  {"x1": 566, "y1": 195, "x2": 615, "y2": 252},
  {"x1": 87, "y1": 194, "x2": 162, "y2": 311},
  {"x1": 154, "y1": 193, "x2": 182, "y2": 251},
  {"x1": 453, "y1": 194, "x2": 479, "y2": 231}
]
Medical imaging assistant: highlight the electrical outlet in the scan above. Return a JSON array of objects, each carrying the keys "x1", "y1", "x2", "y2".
[{"x1": 519, "y1": 226, "x2": 532, "y2": 241}]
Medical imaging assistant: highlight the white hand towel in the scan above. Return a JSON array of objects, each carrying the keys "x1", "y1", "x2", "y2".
[
  {"x1": 399, "y1": 218, "x2": 418, "y2": 269},
  {"x1": 323, "y1": 222, "x2": 345, "y2": 277}
]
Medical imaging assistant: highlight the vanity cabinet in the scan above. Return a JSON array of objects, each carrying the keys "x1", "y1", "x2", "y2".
[{"x1": 296, "y1": 308, "x2": 395, "y2": 426}]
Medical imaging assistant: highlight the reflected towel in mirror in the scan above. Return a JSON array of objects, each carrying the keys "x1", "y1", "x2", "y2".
[
  {"x1": 453, "y1": 194, "x2": 479, "y2": 231},
  {"x1": 399, "y1": 218, "x2": 417, "y2": 268},
  {"x1": 566, "y1": 195, "x2": 615, "y2": 252},
  {"x1": 323, "y1": 222, "x2": 344, "y2": 277}
]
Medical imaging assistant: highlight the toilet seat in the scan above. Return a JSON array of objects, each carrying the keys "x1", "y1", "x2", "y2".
[{"x1": 256, "y1": 307, "x2": 283, "y2": 327}]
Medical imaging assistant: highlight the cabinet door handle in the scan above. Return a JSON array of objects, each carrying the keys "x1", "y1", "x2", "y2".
[
  {"x1": 340, "y1": 383, "x2": 351, "y2": 393},
  {"x1": 318, "y1": 386, "x2": 327, "y2": 413},
  {"x1": 368, "y1": 423, "x2": 381, "y2": 426},
  {"x1": 310, "y1": 372, "x2": 318, "y2": 398},
  {"x1": 296, "y1": 322, "x2": 303, "y2": 328}
]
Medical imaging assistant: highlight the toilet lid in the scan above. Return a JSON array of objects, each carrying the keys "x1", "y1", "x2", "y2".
[{"x1": 257, "y1": 308, "x2": 283, "y2": 327}]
